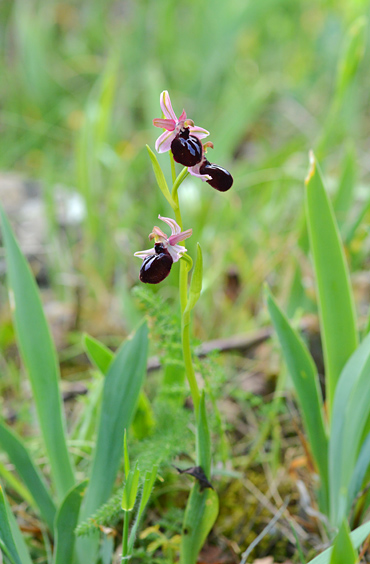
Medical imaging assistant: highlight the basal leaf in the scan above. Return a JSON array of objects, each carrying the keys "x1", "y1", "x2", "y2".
[
  {"x1": 305, "y1": 152, "x2": 358, "y2": 414},
  {"x1": 0, "y1": 206, "x2": 75, "y2": 501}
]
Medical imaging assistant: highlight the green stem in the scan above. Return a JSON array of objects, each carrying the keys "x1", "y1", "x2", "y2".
[
  {"x1": 122, "y1": 511, "x2": 130, "y2": 562},
  {"x1": 169, "y1": 153, "x2": 201, "y2": 418}
]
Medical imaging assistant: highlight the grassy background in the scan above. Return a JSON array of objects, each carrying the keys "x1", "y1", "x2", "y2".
[
  {"x1": 1, "y1": 2, "x2": 370, "y2": 562},
  {"x1": 1, "y1": 0, "x2": 370, "y2": 336}
]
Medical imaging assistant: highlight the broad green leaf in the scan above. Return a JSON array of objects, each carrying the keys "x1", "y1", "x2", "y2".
[
  {"x1": 184, "y1": 243, "x2": 203, "y2": 319},
  {"x1": 53, "y1": 480, "x2": 88, "y2": 564},
  {"x1": 329, "y1": 521, "x2": 357, "y2": 564},
  {"x1": 0, "y1": 486, "x2": 25, "y2": 564},
  {"x1": 146, "y1": 145, "x2": 177, "y2": 209},
  {"x1": 336, "y1": 17, "x2": 367, "y2": 102},
  {"x1": 308, "y1": 519, "x2": 370, "y2": 563},
  {"x1": 84, "y1": 334, "x2": 154, "y2": 439},
  {"x1": 196, "y1": 392, "x2": 211, "y2": 480},
  {"x1": 83, "y1": 334, "x2": 114, "y2": 374},
  {"x1": 0, "y1": 206, "x2": 75, "y2": 501},
  {"x1": 329, "y1": 331, "x2": 370, "y2": 526},
  {"x1": 121, "y1": 463, "x2": 140, "y2": 512},
  {"x1": 77, "y1": 323, "x2": 148, "y2": 561},
  {"x1": 305, "y1": 152, "x2": 358, "y2": 413},
  {"x1": 180, "y1": 485, "x2": 219, "y2": 564},
  {"x1": 266, "y1": 288, "x2": 328, "y2": 505},
  {"x1": 0, "y1": 421, "x2": 56, "y2": 532}
]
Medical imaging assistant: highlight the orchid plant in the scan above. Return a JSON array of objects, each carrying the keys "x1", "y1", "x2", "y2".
[{"x1": 135, "y1": 90, "x2": 233, "y2": 564}]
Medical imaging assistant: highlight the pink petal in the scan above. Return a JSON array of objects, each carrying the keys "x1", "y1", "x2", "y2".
[
  {"x1": 160, "y1": 91, "x2": 177, "y2": 121},
  {"x1": 155, "y1": 130, "x2": 176, "y2": 153},
  {"x1": 158, "y1": 215, "x2": 181, "y2": 235},
  {"x1": 149, "y1": 226, "x2": 167, "y2": 241},
  {"x1": 178, "y1": 109, "x2": 187, "y2": 123},
  {"x1": 134, "y1": 248, "x2": 156, "y2": 260},
  {"x1": 153, "y1": 118, "x2": 176, "y2": 131},
  {"x1": 168, "y1": 228, "x2": 192, "y2": 246},
  {"x1": 189, "y1": 126, "x2": 209, "y2": 140}
]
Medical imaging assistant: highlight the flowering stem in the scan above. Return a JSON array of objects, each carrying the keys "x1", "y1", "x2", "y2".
[
  {"x1": 121, "y1": 510, "x2": 130, "y2": 562},
  {"x1": 169, "y1": 153, "x2": 201, "y2": 417}
]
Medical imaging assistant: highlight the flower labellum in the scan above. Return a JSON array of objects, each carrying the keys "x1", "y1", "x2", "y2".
[
  {"x1": 199, "y1": 159, "x2": 233, "y2": 192},
  {"x1": 139, "y1": 243, "x2": 173, "y2": 284},
  {"x1": 171, "y1": 127, "x2": 203, "y2": 167},
  {"x1": 153, "y1": 91, "x2": 209, "y2": 155},
  {"x1": 134, "y1": 215, "x2": 192, "y2": 284}
]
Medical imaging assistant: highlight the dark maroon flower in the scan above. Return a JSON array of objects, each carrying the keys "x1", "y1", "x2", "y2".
[
  {"x1": 134, "y1": 215, "x2": 193, "y2": 284},
  {"x1": 170, "y1": 128, "x2": 203, "y2": 167}
]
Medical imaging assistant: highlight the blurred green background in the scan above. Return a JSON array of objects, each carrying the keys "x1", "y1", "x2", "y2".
[{"x1": 1, "y1": 0, "x2": 370, "y2": 342}]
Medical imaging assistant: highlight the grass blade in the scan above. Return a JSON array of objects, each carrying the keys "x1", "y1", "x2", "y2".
[
  {"x1": 266, "y1": 288, "x2": 328, "y2": 507},
  {"x1": 53, "y1": 480, "x2": 88, "y2": 564},
  {"x1": 0, "y1": 206, "x2": 75, "y2": 500},
  {"x1": 0, "y1": 421, "x2": 56, "y2": 532},
  {"x1": 305, "y1": 152, "x2": 358, "y2": 414}
]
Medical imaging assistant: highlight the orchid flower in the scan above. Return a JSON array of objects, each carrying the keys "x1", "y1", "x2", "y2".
[
  {"x1": 153, "y1": 91, "x2": 209, "y2": 154},
  {"x1": 134, "y1": 215, "x2": 192, "y2": 283}
]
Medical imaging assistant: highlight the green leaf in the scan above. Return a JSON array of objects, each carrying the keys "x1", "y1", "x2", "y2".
[
  {"x1": 83, "y1": 334, "x2": 114, "y2": 374},
  {"x1": 329, "y1": 521, "x2": 357, "y2": 564},
  {"x1": 0, "y1": 486, "x2": 26, "y2": 564},
  {"x1": 329, "y1": 331, "x2": 370, "y2": 526},
  {"x1": 53, "y1": 480, "x2": 88, "y2": 564},
  {"x1": 180, "y1": 485, "x2": 219, "y2": 564},
  {"x1": 121, "y1": 463, "x2": 140, "y2": 512},
  {"x1": 128, "y1": 465, "x2": 158, "y2": 553},
  {"x1": 305, "y1": 152, "x2": 358, "y2": 414},
  {"x1": 308, "y1": 520, "x2": 370, "y2": 563},
  {"x1": 0, "y1": 206, "x2": 75, "y2": 501},
  {"x1": 77, "y1": 323, "x2": 148, "y2": 559},
  {"x1": 266, "y1": 288, "x2": 328, "y2": 506},
  {"x1": 196, "y1": 392, "x2": 211, "y2": 480},
  {"x1": 146, "y1": 145, "x2": 177, "y2": 209},
  {"x1": 139, "y1": 465, "x2": 158, "y2": 516},
  {"x1": 336, "y1": 17, "x2": 367, "y2": 101},
  {"x1": 0, "y1": 420, "x2": 56, "y2": 532},
  {"x1": 172, "y1": 167, "x2": 189, "y2": 201},
  {"x1": 184, "y1": 243, "x2": 203, "y2": 319}
]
